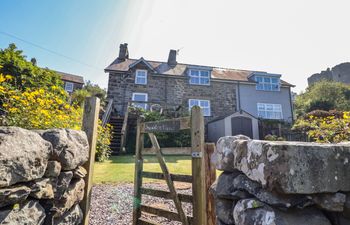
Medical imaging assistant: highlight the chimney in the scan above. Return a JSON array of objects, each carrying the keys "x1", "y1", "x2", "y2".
[
  {"x1": 167, "y1": 49, "x2": 177, "y2": 66},
  {"x1": 118, "y1": 43, "x2": 129, "y2": 61}
]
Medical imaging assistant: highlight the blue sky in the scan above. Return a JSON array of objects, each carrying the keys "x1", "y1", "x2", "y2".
[
  {"x1": 1, "y1": 0, "x2": 350, "y2": 92},
  {"x1": 0, "y1": 0, "x2": 128, "y2": 89}
]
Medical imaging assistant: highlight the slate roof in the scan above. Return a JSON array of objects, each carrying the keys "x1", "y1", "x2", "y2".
[
  {"x1": 105, "y1": 58, "x2": 294, "y2": 87},
  {"x1": 56, "y1": 71, "x2": 84, "y2": 84}
]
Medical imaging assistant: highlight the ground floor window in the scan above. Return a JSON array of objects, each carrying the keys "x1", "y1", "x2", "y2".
[
  {"x1": 188, "y1": 99, "x2": 211, "y2": 116},
  {"x1": 257, "y1": 103, "x2": 283, "y2": 119},
  {"x1": 132, "y1": 92, "x2": 148, "y2": 110}
]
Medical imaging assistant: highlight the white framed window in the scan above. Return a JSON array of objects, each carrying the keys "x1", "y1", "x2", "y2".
[
  {"x1": 189, "y1": 99, "x2": 211, "y2": 116},
  {"x1": 64, "y1": 82, "x2": 74, "y2": 92},
  {"x1": 255, "y1": 76, "x2": 280, "y2": 91},
  {"x1": 132, "y1": 92, "x2": 148, "y2": 110},
  {"x1": 189, "y1": 69, "x2": 210, "y2": 85},
  {"x1": 135, "y1": 69, "x2": 147, "y2": 85},
  {"x1": 257, "y1": 103, "x2": 283, "y2": 120}
]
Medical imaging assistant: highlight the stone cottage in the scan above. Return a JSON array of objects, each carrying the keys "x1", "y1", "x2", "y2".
[{"x1": 104, "y1": 44, "x2": 294, "y2": 152}]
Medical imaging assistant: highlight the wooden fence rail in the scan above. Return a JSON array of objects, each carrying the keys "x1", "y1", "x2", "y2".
[{"x1": 132, "y1": 106, "x2": 216, "y2": 225}]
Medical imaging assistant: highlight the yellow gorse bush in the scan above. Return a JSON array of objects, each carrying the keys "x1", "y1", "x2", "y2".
[
  {"x1": 293, "y1": 111, "x2": 350, "y2": 143},
  {"x1": 0, "y1": 72, "x2": 82, "y2": 129}
]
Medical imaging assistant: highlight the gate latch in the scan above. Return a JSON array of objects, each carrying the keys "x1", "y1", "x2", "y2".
[{"x1": 191, "y1": 152, "x2": 202, "y2": 158}]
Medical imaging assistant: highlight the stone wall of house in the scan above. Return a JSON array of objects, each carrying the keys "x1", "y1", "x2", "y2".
[
  {"x1": 107, "y1": 70, "x2": 237, "y2": 121},
  {"x1": 0, "y1": 126, "x2": 89, "y2": 225},
  {"x1": 211, "y1": 135, "x2": 350, "y2": 225}
]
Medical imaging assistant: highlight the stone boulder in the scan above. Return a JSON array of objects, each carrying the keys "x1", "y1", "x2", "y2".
[
  {"x1": 40, "y1": 129, "x2": 89, "y2": 170},
  {"x1": 311, "y1": 193, "x2": 346, "y2": 212},
  {"x1": 0, "y1": 127, "x2": 52, "y2": 188},
  {"x1": 343, "y1": 193, "x2": 350, "y2": 218},
  {"x1": 52, "y1": 178, "x2": 85, "y2": 216},
  {"x1": 55, "y1": 171, "x2": 73, "y2": 199},
  {"x1": 0, "y1": 185, "x2": 31, "y2": 208},
  {"x1": 218, "y1": 137, "x2": 350, "y2": 194},
  {"x1": 215, "y1": 198, "x2": 235, "y2": 225},
  {"x1": 52, "y1": 204, "x2": 83, "y2": 225},
  {"x1": 0, "y1": 200, "x2": 46, "y2": 225},
  {"x1": 30, "y1": 178, "x2": 56, "y2": 199},
  {"x1": 72, "y1": 166, "x2": 87, "y2": 179},
  {"x1": 214, "y1": 135, "x2": 250, "y2": 172},
  {"x1": 44, "y1": 161, "x2": 62, "y2": 178},
  {"x1": 233, "y1": 199, "x2": 331, "y2": 225},
  {"x1": 210, "y1": 171, "x2": 243, "y2": 200},
  {"x1": 232, "y1": 174, "x2": 312, "y2": 209}
]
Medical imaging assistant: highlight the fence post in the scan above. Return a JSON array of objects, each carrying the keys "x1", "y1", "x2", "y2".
[
  {"x1": 132, "y1": 116, "x2": 144, "y2": 225},
  {"x1": 81, "y1": 97, "x2": 100, "y2": 225},
  {"x1": 191, "y1": 106, "x2": 207, "y2": 225},
  {"x1": 205, "y1": 143, "x2": 217, "y2": 225}
]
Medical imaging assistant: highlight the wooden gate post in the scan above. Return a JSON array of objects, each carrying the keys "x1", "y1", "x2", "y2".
[
  {"x1": 205, "y1": 143, "x2": 217, "y2": 225},
  {"x1": 133, "y1": 116, "x2": 145, "y2": 225},
  {"x1": 81, "y1": 97, "x2": 100, "y2": 225},
  {"x1": 191, "y1": 106, "x2": 207, "y2": 225}
]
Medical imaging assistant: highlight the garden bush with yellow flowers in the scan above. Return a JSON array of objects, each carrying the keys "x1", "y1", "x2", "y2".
[
  {"x1": 0, "y1": 44, "x2": 112, "y2": 161},
  {"x1": 293, "y1": 110, "x2": 350, "y2": 143}
]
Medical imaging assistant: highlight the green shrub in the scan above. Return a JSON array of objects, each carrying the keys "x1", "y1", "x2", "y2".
[
  {"x1": 264, "y1": 134, "x2": 285, "y2": 141},
  {"x1": 96, "y1": 120, "x2": 113, "y2": 162}
]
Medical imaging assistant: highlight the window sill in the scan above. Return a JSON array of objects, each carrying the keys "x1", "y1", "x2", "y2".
[
  {"x1": 256, "y1": 89, "x2": 280, "y2": 92},
  {"x1": 189, "y1": 83, "x2": 211, "y2": 86}
]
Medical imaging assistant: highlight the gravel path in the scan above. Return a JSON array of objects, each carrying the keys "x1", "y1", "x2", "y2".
[{"x1": 89, "y1": 183, "x2": 193, "y2": 225}]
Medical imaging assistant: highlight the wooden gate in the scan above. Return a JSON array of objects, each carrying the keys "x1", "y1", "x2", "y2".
[{"x1": 132, "y1": 106, "x2": 216, "y2": 225}]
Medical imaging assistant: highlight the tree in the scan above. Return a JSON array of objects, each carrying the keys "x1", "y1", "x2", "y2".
[
  {"x1": 294, "y1": 81, "x2": 350, "y2": 118},
  {"x1": 71, "y1": 81, "x2": 107, "y2": 107},
  {"x1": 0, "y1": 44, "x2": 112, "y2": 161},
  {"x1": 0, "y1": 43, "x2": 62, "y2": 90}
]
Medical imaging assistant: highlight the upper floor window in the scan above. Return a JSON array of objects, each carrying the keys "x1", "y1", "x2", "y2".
[
  {"x1": 132, "y1": 92, "x2": 148, "y2": 110},
  {"x1": 135, "y1": 69, "x2": 147, "y2": 85},
  {"x1": 189, "y1": 99, "x2": 211, "y2": 116},
  {"x1": 65, "y1": 82, "x2": 74, "y2": 92},
  {"x1": 255, "y1": 76, "x2": 280, "y2": 91},
  {"x1": 257, "y1": 103, "x2": 283, "y2": 120},
  {"x1": 189, "y1": 69, "x2": 210, "y2": 85}
]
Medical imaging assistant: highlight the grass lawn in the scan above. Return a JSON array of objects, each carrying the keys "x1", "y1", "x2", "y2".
[{"x1": 93, "y1": 155, "x2": 192, "y2": 184}]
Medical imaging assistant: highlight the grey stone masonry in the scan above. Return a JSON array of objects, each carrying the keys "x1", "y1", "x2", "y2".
[
  {"x1": 211, "y1": 135, "x2": 350, "y2": 225},
  {"x1": 107, "y1": 69, "x2": 237, "y2": 121},
  {"x1": 0, "y1": 126, "x2": 89, "y2": 225}
]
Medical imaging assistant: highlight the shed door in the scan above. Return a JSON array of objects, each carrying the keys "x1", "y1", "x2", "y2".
[{"x1": 231, "y1": 116, "x2": 253, "y2": 138}]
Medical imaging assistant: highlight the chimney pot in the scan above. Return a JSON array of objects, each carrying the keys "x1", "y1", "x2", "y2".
[
  {"x1": 167, "y1": 49, "x2": 177, "y2": 66},
  {"x1": 118, "y1": 43, "x2": 129, "y2": 61}
]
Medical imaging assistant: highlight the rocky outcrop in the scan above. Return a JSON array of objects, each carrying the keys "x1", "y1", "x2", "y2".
[
  {"x1": 212, "y1": 135, "x2": 350, "y2": 225},
  {"x1": 40, "y1": 129, "x2": 89, "y2": 170},
  {"x1": 0, "y1": 127, "x2": 89, "y2": 225},
  {"x1": 0, "y1": 127, "x2": 52, "y2": 187}
]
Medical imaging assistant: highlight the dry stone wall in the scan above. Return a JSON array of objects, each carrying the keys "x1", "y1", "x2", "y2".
[
  {"x1": 0, "y1": 126, "x2": 89, "y2": 225},
  {"x1": 211, "y1": 135, "x2": 350, "y2": 225}
]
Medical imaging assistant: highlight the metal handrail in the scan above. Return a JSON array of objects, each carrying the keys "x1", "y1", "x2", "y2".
[{"x1": 102, "y1": 99, "x2": 113, "y2": 127}]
